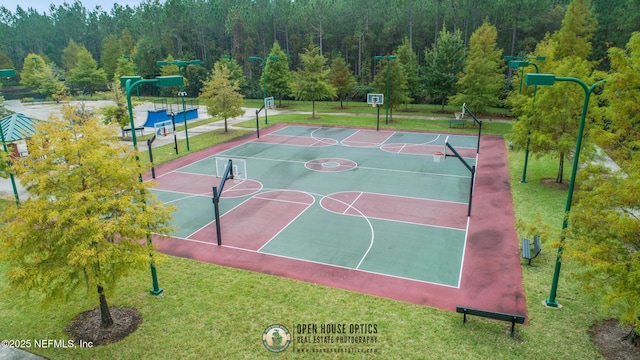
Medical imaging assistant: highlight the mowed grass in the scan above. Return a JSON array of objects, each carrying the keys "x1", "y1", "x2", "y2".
[{"x1": 0, "y1": 116, "x2": 609, "y2": 359}]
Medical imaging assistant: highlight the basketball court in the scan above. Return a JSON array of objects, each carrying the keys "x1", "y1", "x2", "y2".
[{"x1": 147, "y1": 124, "x2": 526, "y2": 317}]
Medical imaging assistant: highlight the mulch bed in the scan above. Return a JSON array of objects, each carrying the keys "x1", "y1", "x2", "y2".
[
  {"x1": 590, "y1": 319, "x2": 640, "y2": 360},
  {"x1": 65, "y1": 307, "x2": 142, "y2": 346}
]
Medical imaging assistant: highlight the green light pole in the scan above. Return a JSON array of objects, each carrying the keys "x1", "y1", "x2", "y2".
[
  {"x1": 249, "y1": 55, "x2": 279, "y2": 124},
  {"x1": 121, "y1": 74, "x2": 184, "y2": 295},
  {"x1": 507, "y1": 56, "x2": 545, "y2": 183},
  {"x1": 373, "y1": 55, "x2": 397, "y2": 124},
  {"x1": 525, "y1": 73, "x2": 606, "y2": 308},
  {"x1": 156, "y1": 59, "x2": 201, "y2": 152},
  {"x1": 0, "y1": 68, "x2": 19, "y2": 205}
]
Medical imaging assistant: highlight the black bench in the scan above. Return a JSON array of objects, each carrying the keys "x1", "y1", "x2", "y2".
[
  {"x1": 448, "y1": 119, "x2": 467, "y2": 128},
  {"x1": 122, "y1": 126, "x2": 145, "y2": 137},
  {"x1": 522, "y1": 236, "x2": 541, "y2": 265},
  {"x1": 456, "y1": 306, "x2": 525, "y2": 339}
]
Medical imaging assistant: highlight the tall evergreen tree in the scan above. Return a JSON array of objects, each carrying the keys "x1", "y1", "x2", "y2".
[
  {"x1": 423, "y1": 26, "x2": 465, "y2": 110},
  {"x1": 395, "y1": 37, "x2": 419, "y2": 106},
  {"x1": 448, "y1": 20, "x2": 505, "y2": 114},
  {"x1": 265, "y1": 42, "x2": 291, "y2": 107}
]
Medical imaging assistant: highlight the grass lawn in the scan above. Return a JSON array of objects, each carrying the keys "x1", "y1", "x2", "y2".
[{"x1": 0, "y1": 116, "x2": 612, "y2": 359}]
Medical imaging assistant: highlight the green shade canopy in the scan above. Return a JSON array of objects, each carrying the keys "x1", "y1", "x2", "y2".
[
  {"x1": 120, "y1": 76, "x2": 142, "y2": 88},
  {"x1": 156, "y1": 75, "x2": 184, "y2": 87},
  {"x1": 0, "y1": 69, "x2": 15, "y2": 77},
  {"x1": 0, "y1": 113, "x2": 37, "y2": 142},
  {"x1": 525, "y1": 73, "x2": 556, "y2": 86}
]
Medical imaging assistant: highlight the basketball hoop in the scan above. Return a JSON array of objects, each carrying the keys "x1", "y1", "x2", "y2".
[
  {"x1": 434, "y1": 151, "x2": 445, "y2": 163},
  {"x1": 372, "y1": 101, "x2": 377, "y2": 108}
]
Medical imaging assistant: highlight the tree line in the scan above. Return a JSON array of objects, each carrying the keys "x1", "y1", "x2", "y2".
[{"x1": 1, "y1": 0, "x2": 639, "y2": 102}]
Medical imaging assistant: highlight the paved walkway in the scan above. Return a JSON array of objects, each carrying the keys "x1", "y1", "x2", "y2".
[{"x1": 0, "y1": 346, "x2": 45, "y2": 360}]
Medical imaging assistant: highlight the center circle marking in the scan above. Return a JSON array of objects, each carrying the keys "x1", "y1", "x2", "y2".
[{"x1": 304, "y1": 158, "x2": 357, "y2": 172}]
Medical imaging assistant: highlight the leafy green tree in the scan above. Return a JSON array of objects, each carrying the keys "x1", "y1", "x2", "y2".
[
  {"x1": 39, "y1": 63, "x2": 68, "y2": 102},
  {"x1": 371, "y1": 57, "x2": 410, "y2": 121},
  {"x1": 265, "y1": 42, "x2": 291, "y2": 107},
  {"x1": 289, "y1": 44, "x2": 336, "y2": 119},
  {"x1": 101, "y1": 82, "x2": 130, "y2": 132},
  {"x1": 101, "y1": 34, "x2": 122, "y2": 82},
  {"x1": 200, "y1": 62, "x2": 244, "y2": 132},
  {"x1": 0, "y1": 106, "x2": 174, "y2": 328},
  {"x1": 395, "y1": 37, "x2": 419, "y2": 106},
  {"x1": 509, "y1": 0, "x2": 598, "y2": 183},
  {"x1": 67, "y1": 47, "x2": 107, "y2": 95},
  {"x1": 423, "y1": 25, "x2": 465, "y2": 110},
  {"x1": 219, "y1": 56, "x2": 246, "y2": 89},
  {"x1": 552, "y1": 0, "x2": 596, "y2": 60},
  {"x1": 568, "y1": 162, "x2": 640, "y2": 344},
  {"x1": 61, "y1": 40, "x2": 82, "y2": 72},
  {"x1": 592, "y1": 32, "x2": 640, "y2": 164},
  {"x1": 19, "y1": 54, "x2": 46, "y2": 90},
  {"x1": 448, "y1": 20, "x2": 505, "y2": 114},
  {"x1": 114, "y1": 56, "x2": 135, "y2": 79},
  {"x1": 328, "y1": 56, "x2": 356, "y2": 109}
]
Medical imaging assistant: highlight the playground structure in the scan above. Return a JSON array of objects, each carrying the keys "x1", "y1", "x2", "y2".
[{"x1": 143, "y1": 97, "x2": 199, "y2": 128}]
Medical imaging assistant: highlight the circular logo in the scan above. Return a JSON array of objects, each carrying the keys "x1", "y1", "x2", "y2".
[{"x1": 262, "y1": 324, "x2": 291, "y2": 353}]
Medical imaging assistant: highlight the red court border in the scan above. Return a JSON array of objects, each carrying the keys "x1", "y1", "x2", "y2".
[{"x1": 149, "y1": 124, "x2": 526, "y2": 317}]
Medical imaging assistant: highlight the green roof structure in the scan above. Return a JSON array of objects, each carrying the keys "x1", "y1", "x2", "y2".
[{"x1": 0, "y1": 113, "x2": 37, "y2": 142}]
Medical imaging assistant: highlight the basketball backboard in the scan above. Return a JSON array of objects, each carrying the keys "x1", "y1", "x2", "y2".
[
  {"x1": 154, "y1": 119, "x2": 174, "y2": 137},
  {"x1": 367, "y1": 93, "x2": 384, "y2": 106}
]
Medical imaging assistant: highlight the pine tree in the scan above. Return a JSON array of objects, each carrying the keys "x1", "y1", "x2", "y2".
[
  {"x1": 0, "y1": 106, "x2": 174, "y2": 328},
  {"x1": 200, "y1": 62, "x2": 245, "y2": 132},
  {"x1": 448, "y1": 20, "x2": 505, "y2": 114}
]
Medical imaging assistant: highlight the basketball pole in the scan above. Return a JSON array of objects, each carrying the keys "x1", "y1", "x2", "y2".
[
  {"x1": 212, "y1": 186, "x2": 222, "y2": 246},
  {"x1": 376, "y1": 104, "x2": 380, "y2": 131}
]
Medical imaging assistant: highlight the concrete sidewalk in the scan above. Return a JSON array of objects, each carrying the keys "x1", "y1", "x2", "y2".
[{"x1": 0, "y1": 346, "x2": 46, "y2": 360}]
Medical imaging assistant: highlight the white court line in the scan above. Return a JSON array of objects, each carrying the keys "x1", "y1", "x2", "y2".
[
  {"x1": 341, "y1": 129, "x2": 395, "y2": 147},
  {"x1": 456, "y1": 216, "x2": 472, "y2": 288},
  {"x1": 342, "y1": 192, "x2": 364, "y2": 215},
  {"x1": 157, "y1": 232, "x2": 460, "y2": 288},
  {"x1": 256, "y1": 191, "x2": 316, "y2": 252}
]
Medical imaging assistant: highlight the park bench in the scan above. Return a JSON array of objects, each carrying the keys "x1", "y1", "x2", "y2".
[
  {"x1": 456, "y1": 306, "x2": 526, "y2": 339},
  {"x1": 449, "y1": 112, "x2": 467, "y2": 128},
  {"x1": 522, "y1": 235, "x2": 541, "y2": 265},
  {"x1": 448, "y1": 119, "x2": 467, "y2": 128},
  {"x1": 122, "y1": 126, "x2": 145, "y2": 137}
]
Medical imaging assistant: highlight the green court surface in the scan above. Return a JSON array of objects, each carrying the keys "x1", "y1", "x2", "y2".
[{"x1": 151, "y1": 125, "x2": 479, "y2": 287}]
